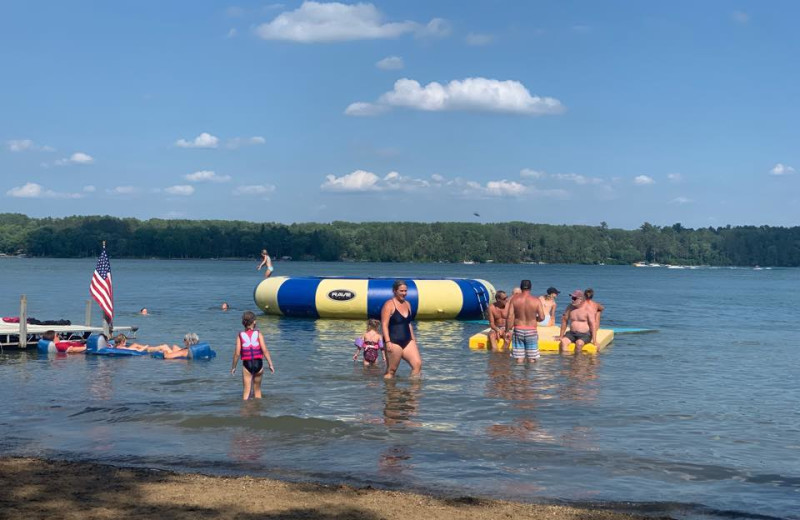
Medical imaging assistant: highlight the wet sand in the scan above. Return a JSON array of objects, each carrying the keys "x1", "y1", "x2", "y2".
[{"x1": 0, "y1": 457, "x2": 672, "y2": 520}]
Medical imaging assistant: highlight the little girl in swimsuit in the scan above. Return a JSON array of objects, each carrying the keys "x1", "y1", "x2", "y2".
[
  {"x1": 353, "y1": 319, "x2": 386, "y2": 366},
  {"x1": 231, "y1": 311, "x2": 275, "y2": 400}
]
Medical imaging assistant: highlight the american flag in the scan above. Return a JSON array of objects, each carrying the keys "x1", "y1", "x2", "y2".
[{"x1": 90, "y1": 245, "x2": 113, "y2": 319}]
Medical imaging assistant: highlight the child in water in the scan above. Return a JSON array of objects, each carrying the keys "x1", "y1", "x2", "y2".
[
  {"x1": 353, "y1": 319, "x2": 386, "y2": 366},
  {"x1": 231, "y1": 311, "x2": 275, "y2": 400}
]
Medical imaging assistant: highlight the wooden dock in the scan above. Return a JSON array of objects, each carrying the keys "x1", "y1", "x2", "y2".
[{"x1": 1, "y1": 295, "x2": 138, "y2": 349}]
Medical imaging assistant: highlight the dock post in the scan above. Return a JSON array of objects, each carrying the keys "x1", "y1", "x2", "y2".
[
  {"x1": 85, "y1": 300, "x2": 92, "y2": 327},
  {"x1": 19, "y1": 295, "x2": 28, "y2": 349}
]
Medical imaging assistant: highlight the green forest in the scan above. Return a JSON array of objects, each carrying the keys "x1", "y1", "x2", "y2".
[{"x1": 1, "y1": 213, "x2": 798, "y2": 266}]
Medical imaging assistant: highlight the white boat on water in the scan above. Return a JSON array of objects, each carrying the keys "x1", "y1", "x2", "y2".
[
  {"x1": 633, "y1": 262, "x2": 647, "y2": 267},
  {"x1": 648, "y1": 263, "x2": 662, "y2": 267},
  {"x1": 667, "y1": 265, "x2": 685, "y2": 269}
]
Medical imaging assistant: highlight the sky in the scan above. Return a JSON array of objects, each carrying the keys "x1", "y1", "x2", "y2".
[{"x1": 1, "y1": 0, "x2": 798, "y2": 229}]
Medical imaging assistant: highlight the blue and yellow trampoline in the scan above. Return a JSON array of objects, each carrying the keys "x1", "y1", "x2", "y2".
[{"x1": 254, "y1": 277, "x2": 495, "y2": 320}]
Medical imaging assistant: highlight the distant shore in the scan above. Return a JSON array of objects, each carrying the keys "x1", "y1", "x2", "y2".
[{"x1": 0, "y1": 457, "x2": 670, "y2": 520}]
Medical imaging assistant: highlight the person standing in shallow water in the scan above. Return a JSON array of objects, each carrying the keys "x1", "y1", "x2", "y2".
[{"x1": 381, "y1": 280, "x2": 422, "y2": 379}]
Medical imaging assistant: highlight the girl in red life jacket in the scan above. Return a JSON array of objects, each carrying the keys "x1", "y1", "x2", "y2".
[
  {"x1": 231, "y1": 311, "x2": 275, "y2": 400},
  {"x1": 353, "y1": 319, "x2": 386, "y2": 366}
]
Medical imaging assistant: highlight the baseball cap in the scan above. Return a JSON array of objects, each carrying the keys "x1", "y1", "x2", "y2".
[
  {"x1": 546, "y1": 287, "x2": 560, "y2": 295},
  {"x1": 570, "y1": 289, "x2": 584, "y2": 298}
]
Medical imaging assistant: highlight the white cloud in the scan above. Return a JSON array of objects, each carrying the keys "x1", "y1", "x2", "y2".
[
  {"x1": 346, "y1": 77, "x2": 565, "y2": 116},
  {"x1": 225, "y1": 136, "x2": 266, "y2": 149},
  {"x1": 770, "y1": 163, "x2": 795, "y2": 176},
  {"x1": 233, "y1": 184, "x2": 276, "y2": 196},
  {"x1": 164, "y1": 185, "x2": 195, "y2": 196},
  {"x1": 7, "y1": 139, "x2": 55, "y2": 152},
  {"x1": 320, "y1": 170, "x2": 572, "y2": 199},
  {"x1": 634, "y1": 175, "x2": 655, "y2": 185},
  {"x1": 53, "y1": 152, "x2": 94, "y2": 166},
  {"x1": 321, "y1": 170, "x2": 381, "y2": 192},
  {"x1": 256, "y1": 1, "x2": 445, "y2": 43},
  {"x1": 344, "y1": 101, "x2": 390, "y2": 117},
  {"x1": 732, "y1": 11, "x2": 749, "y2": 24},
  {"x1": 416, "y1": 18, "x2": 451, "y2": 39},
  {"x1": 376, "y1": 56, "x2": 404, "y2": 70},
  {"x1": 107, "y1": 186, "x2": 138, "y2": 195},
  {"x1": 82, "y1": 185, "x2": 96, "y2": 193},
  {"x1": 465, "y1": 32, "x2": 493, "y2": 46},
  {"x1": 667, "y1": 173, "x2": 683, "y2": 183},
  {"x1": 520, "y1": 168, "x2": 546, "y2": 179},
  {"x1": 670, "y1": 196, "x2": 692, "y2": 204},
  {"x1": 175, "y1": 132, "x2": 219, "y2": 149},
  {"x1": 6, "y1": 182, "x2": 82, "y2": 199},
  {"x1": 485, "y1": 180, "x2": 528, "y2": 197},
  {"x1": 552, "y1": 172, "x2": 603, "y2": 185},
  {"x1": 185, "y1": 170, "x2": 232, "y2": 183},
  {"x1": 227, "y1": 28, "x2": 238, "y2": 38}
]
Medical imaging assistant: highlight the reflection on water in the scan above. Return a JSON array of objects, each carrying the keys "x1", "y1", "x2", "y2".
[
  {"x1": 560, "y1": 354, "x2": 600, "y2": 402},
  {"x1": 383, "y1": 379, "x2": 422, "y2": 428},
  {"x1": 228, "y1": 401, "x2": 269, "y2": 463}
]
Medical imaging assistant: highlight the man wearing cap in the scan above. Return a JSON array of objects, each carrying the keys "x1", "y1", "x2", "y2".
[
  {"x1": 506, "y1": 280, "x2": 547, "y2": 363},
  {"x1": 559, "y1": 290, "x2": 597, "y2": 352},
  {"x1": 488, "y1": 291, "x2": 511, "y2": 350},
  {"x1": 538, "y1": 287, "x2": 560, "y2": 326}
]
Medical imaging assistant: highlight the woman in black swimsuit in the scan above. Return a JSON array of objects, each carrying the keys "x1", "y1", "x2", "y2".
[{"x1": 380, "y1": 280, "x2": 422, "y2": 379}]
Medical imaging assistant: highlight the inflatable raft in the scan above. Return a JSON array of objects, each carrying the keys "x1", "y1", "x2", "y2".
[
  {"x1": 254, "y1": 277, "x2": 495, "y2": 320},
  {"x1": 469, "y1": 326, "x2": 614, "y2": 354}
]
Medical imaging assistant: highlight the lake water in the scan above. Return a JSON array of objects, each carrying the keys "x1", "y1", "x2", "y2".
[{"x1": 0, "y1": 259, "x2": 797, "y2": 520}]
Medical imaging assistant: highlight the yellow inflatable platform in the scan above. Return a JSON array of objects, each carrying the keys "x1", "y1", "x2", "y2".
[{"x1": 468, "y1": 326, "x2": 614, "y2": 354}]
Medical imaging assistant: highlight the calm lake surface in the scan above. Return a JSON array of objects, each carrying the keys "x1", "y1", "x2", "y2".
[{"x1": 1, "y1": 259, "x2": 797, "y2": 519}]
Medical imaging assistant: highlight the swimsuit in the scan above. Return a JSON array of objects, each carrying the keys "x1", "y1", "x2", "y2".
[
  {"x1": 239, "y1": 330, "x2": 264, "y2": 374},
  {"x1": 388, "y1": 302, "x2": 413, "y2": 348},
  {"x1": 512, "y1": 325, "x2": 539, "y2": 360},
  {"x1": 362, "y1": 339, "x2": 384, "y2": 363},
  {"x1": 565, "y1": 330, "x2": 592, "y2": 344}
]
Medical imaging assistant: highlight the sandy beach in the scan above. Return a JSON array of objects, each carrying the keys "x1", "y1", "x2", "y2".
[{"x1": 0, "y1": 457, "x2": 672, "y2": 520}]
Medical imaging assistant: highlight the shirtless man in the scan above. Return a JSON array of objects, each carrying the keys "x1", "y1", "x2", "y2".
[
  {"x1": 506, "y1": 280, "x2": 547, "y2": 363},
  {"x1": 488, "y1": 291, "x2": 511, "y2": 350},
  {"x1": 538, "y1": 287, "x2": 559, "y2": 326},
  {"x1": 584, "y1": 288, "x2": 605, "y2": 328},
  {"x1": 559, "y1": 290, "x2": 598, "y2": 353}
]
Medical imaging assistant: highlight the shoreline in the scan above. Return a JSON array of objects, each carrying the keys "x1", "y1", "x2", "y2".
[{"x1": 0, "y1": 456, "x2": 673, "y2": 520}]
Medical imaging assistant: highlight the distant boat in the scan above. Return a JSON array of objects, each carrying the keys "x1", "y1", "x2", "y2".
[
  {"x1": 462, "y1": 260, "x2": 476, "y2": 265},
  {"x1": 753, "y1": 265, "x2": 763, "y2": 270},
  {"x1": 648, "y1": 263, "x2": 662, "y2": 267},
  {"x1": 633, "y1": 262, "x2": 647, "y2": 267},
  {"x1": 667, "y1": 265, "x2": 685, "y2": 269}
]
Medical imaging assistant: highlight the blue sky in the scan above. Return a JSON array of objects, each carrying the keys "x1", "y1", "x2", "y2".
[{"x1": 2, "y1": 1, "x2": 798, "y2": 228}]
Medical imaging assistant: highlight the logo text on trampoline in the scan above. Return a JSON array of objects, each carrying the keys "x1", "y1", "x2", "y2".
[{"x1": 328, "y1": 290, "x2": 356, "y2": 301}]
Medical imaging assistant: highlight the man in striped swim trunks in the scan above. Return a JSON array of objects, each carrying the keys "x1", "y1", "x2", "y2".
[{"x1": 506, "y1": 279, "x2": 547, "y2": 363}]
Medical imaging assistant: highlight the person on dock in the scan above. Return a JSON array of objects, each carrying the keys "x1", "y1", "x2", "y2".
[
  {"x1": 488, "y1": 290, "x2": 511, "y2": 350},
  {"x1": 152, "y1": 332, "x2": 201, "y2": 359},
  {"x1": 257, "y1": 249, "x2": 274, "y2": 278},
  {"x1": 583, "y1": 288, "x2": 605, "y2": 328},
  {"x1": 353, "y1": 319, "x2": 386, "y2": 366},
  {"x1": 381, "y1": 280, "x2": 422, "y2": 379},
  {"x1": 506, "y1": 280, "x2": 547, "y2": 364},
  {"x1": 231, "y1": 311, "x2": 274, "y2": 400},
  {"x1": 559, "y1": 290, "x2": 598, "y2": 352},
  {"x1": 41, "y1": 330, "x2": 87, "y2": 353},
  {"x1": 538, "y1": 287, "x2": 560, "y2": 326}
]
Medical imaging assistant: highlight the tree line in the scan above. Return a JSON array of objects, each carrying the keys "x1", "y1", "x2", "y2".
[{"x1": 1, "y1": 213, "x2": 798, "y2": 266}]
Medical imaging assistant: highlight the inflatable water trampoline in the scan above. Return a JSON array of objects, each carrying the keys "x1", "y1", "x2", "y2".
[{"x1": 254, "y1": 276, "x2": 495, "y2": 320}]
